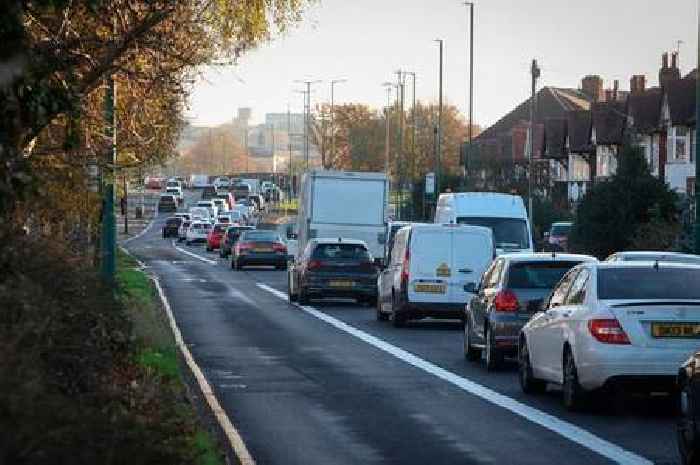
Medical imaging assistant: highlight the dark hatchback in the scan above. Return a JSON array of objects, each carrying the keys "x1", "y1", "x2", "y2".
[
  {"x1": 220, "y1": 225, "x2": 255, "y2": 258},
  {"x1": 231, "y1": 230, "x2": 288, "y2": 270},
  {"x1": 158, "y1": 194, "x2": 177, "y2": 212},
  {"x1": 294, "y1": 239, "x2": 378, "y2": 306},
  {"x1": 162, "y1": 216, "x2": 182, "y2": 238}
]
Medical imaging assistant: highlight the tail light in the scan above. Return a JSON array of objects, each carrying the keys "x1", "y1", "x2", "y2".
[
  {"x1": 273, "y1": 242, "x2": 287, "y2": 253},
  {"x1": 237, "y1": 242, "x2": 252, "y2": 253},
  {"x1": 494, "y1": 289, "x2": 519, "y2": 312},
  {"x1": 588, "y1": 319, "x2": 630, "y2": 345},
  {"x1": 307, "y1": 259, "x2": 322, "y2": 270},
  {"x1": 400, "y1": 249, "x2": 410, "y2": 284}
]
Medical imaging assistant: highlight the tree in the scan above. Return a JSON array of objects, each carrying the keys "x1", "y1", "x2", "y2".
[{"x1": 568, "y1": 144, "x2": 679, "y2": 258}]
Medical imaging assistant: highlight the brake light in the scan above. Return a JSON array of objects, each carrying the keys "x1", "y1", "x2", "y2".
[
  {"x1": 401, "y1": 249, "x2": 410, "y2": 283},
  {"x1": 494, "y1": 289, "x2": 519, "y2": 312},
  {"x1": 588, "y1": 319, "x2": 630, "y2": 345},
  {"x1": 273, "y1": 242, "x2": 287, "y2": 253},
  {"x1": 237, "y1": 242, "x2": 253, "y2": 252},
  {"x1": 308, "y1": 259, "x2": 322, "y2": 270}
]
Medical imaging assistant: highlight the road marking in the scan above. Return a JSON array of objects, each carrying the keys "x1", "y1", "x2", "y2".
[
  {"x1": 171, "y1": 241, "x2": 218, "y2": 265},
  {"x1": 256, "y1": 283, "x2": 653, "y2": 465},
  {"x1": 121, "y1": 215, "x2": 156, "y2": 244},
  {"x1": 120, "y1": 245, "x2": 255, "y2": 465}
]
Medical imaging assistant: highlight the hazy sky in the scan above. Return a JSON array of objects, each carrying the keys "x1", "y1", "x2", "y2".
[{"x1": 187, "y1": 0, "x2": 698, "y2": 128}]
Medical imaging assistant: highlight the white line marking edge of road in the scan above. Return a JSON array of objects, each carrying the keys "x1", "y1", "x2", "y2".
[
  {"x1": 256, "y1": 282, "x2": 653, "y2": 465},
  {"x1": 119, "y1": 246, "x2": 255, "y2": 465},
  {"x1": 172, "y1": 240, "x2": 218, "y2": 265},
  {"x1": 120, "y1": 215, "x2": 156, "y2": 244}
]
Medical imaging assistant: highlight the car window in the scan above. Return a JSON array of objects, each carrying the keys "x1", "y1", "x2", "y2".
[
  {"x1": 506, "y1": 261, "x2": 582, "y2": 289},
  {"x1": 486, "y1": 259, "x2": 504, "y2": 288},
  {"x1": 312, "y1": 244, "x2": 370, "y2": 261},
  {"x1": 391, "y1": 230, "x2": 407, "y2": 266},
  {"x1": 564, "y1": 269, "x2": 589, "y2": 305},
  {"x1": 241, "y1": 231, "x2": 279, "y2": 242},
  {"x1": 549, "y1": 269, "x2": 579, "y2": 308},
  {"x1": 597, "y1": 267, "x2": 700, "y2": 300}
]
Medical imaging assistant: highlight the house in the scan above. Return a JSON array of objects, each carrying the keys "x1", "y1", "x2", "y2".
[
  {"x1": 566, "y1": 110, "x2": 593, "y2": 203},
  {"x1": 661, "y1": 73, "x2": 696, "y2": 195}
]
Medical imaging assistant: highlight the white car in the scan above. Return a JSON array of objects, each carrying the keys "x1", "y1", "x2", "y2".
[
  {"x1": 186, "y1": 221, "x2": 212, "y2": 245},
  {"x1": 214, "y1": 177, "x2": 231, "y2": 189},
  {"x1": 188, "y1": 207, "x2": 212, "y2": 223},
  {"x1": 606, "y1": 251, "x2": 700, "y2": 266},
  {"x1": 519, "y1": 261, "x2": 700, "y2": 411},
  {"x1": 196, "y1": 200, "x2": 218, "y2": 219},
  {"x1": 178, "y1": 220, "x2": 191, "y2": 242}
]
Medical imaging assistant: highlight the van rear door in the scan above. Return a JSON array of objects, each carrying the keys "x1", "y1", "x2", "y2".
[
  {"x1": 407, "y1": 228, "x2": 452, "y2": 305},
  {"x1": 449, "y1": 227, "x2": 494, "y2": 304}
]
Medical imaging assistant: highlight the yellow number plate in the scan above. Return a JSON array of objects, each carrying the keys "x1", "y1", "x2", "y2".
[
  {"x1": 652, "y1": 323, "x2": 700, "y2": 338},
  {"x1": 254, "y1": 248, "x2": 273, "y2": 253},
  {"x1": 415, "y1": 283, "x2": 446, "y2": 294},
  {"x1": 329, "y1": 280, "x2": 354, "y2": 288}
]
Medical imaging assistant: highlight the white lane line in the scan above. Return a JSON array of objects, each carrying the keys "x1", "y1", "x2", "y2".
[
  {"x1": 121, "y1": 215, "x2": 156, "y2": 244},
  {"x1": 120, "y1": 245, "x2": 255, "y2": 465},
  {"x1": 171, "y1": 240, "x2": 218, "y2": 265},
  {"x1": 256, "y1": 283, "x2": 652, "y2": 465}
]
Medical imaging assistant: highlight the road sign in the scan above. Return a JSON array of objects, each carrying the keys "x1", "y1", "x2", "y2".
[{"x1": 425, "y1": 172, "x2": 435, "y2": 195}]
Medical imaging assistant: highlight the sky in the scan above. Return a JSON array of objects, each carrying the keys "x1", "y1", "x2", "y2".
[{"x1": 186, "y1": 0, "x2": 699, "y2": 129}]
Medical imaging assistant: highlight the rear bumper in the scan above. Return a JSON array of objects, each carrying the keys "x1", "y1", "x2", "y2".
[
  {"x1": 489, "y1": 313, "x2": 534, "y2": 350},
  {"x1": 163, "y1": 227, "x2": 179, "y2": 237},
  {"x1": 238, "y1": 253, "x2": 287, "y2": 266},
  {"x1": 402, "y1": 302, "x2": 464, "y2": 320}
]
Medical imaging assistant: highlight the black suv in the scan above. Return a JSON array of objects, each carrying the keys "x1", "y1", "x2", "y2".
[{"x1": 162, "y1": 217, "x2": 182, "y2": 238}]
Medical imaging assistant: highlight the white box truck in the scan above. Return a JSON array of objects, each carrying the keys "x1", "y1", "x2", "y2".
[
  {"x1": 189, "y1": 174, "x2": 209, "y2": 189},
  {"x1": 294, "y1": 170, "x2": 389, "y2": 259}
]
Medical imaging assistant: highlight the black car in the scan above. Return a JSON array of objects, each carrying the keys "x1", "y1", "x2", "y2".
[
  {"x1": 219, "y1": 225, "x2": 255, "y2": 258},
  {"x1": 158, "y1": 194, "x2": 177, "y2": 212},
  {"x1": 231, "y1": 230, "x2": 287, "y2": 270},
  {"x1": 201, "y1": 185, "x2": 218, "y2": 200},
  {"x1": 679, "y1": 352, "x2": 700, "y2": 465},
  {"x1": 290, "y1": 239, "x2": 378, "y2": 306},
  {"x1": 162, "y1": 216, "x2": 182, "y2": 238}
]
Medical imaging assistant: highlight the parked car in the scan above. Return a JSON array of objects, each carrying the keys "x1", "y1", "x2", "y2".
[
  {"x1": 201, "y1": 185, "x2": 219, "y2": 200},
  {"x1": 288, "y1": 238, "x2": 377, "y2": 305},
  {"x1": 519, "y1": 261, "x2": 700, "y2": 411},
  {"x1": 220, "y1": 225, "x2": 255, "y2": 258},
  {"x1": 678, "y1": 351, "x2": 700, "y2": 465},
  {"x1": 232, "y1": 230, "x2": 288, "y2": 270},
  {"x1": 376, "y1": 224, "x2": 494, "y2": 327},
  {"x1": 158, "y1": 194, "x2": 177, "y2": 212},
  {"x1": 162, "y1": 216, "x2": 183, "y2": 238},
  {"x1": 178, "y1": 220, "x2": 191, "y2": 242},
  {"x1": 606, "y1": 251, "x2": 700, "y2": 266},
  {"x1": 206, "y1": 223, "x2": 228, "y2": 251},
  {"x1": 463, "y1": 253, "x2": 597, "y2": 370},
  {"x1": 185, "y1": 221, "x2": 212, "y2": 245},
  {"x1": 544, "y1": 222, "x2": 572, "y2": 251}
]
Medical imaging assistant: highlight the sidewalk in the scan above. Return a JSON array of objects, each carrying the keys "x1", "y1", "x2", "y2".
[{"x1": 118, "y1": 190, "x2": 158, "y2": 241}]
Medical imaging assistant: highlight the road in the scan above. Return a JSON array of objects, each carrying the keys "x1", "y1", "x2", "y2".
[{"x1": 125, "y1": 202, "x2": 679, "y2": 465}]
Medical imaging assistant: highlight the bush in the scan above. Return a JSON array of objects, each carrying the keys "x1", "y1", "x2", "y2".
[{"x1": 568, "y1": 144, "x2": 679, "y2": 258}]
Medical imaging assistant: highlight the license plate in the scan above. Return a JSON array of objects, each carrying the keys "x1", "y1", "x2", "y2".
[
  {"x1": 652, "y1": 322, "x2": 700, "y2": 338},
  {"x1": 329, "y1": 280, "x2": 354, "y2": 288},
  {"x1": 414, "y1": 283, "x2": 446, "y2": 294},
  {"x1": 254, "y1": 248, "x2": 273, "y2": 253}
]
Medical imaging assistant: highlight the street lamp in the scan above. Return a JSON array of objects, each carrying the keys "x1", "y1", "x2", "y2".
[
  {"x1": 435, "y1": 39, "x2": 444, "y2": 197},
  {"x1": 464, "y1": 2, "x2": 475, "y2": 183},
  {"x1": 330, "y1": 79, "x2": 347, "y2": 168},
  {"x1": 382, "y1": 82, "x2": 396, "y2": 176}
]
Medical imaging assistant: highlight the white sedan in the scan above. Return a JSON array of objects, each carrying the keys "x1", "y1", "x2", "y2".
[
  {"x1": 519, "y1": 261, "x2": 700, "y2": 411},
  {"x1": 185, "y1": 221, "x2": 212, "y2": 245}
]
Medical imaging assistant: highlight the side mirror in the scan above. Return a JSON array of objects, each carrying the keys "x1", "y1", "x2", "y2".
[
  {"x1": 373, "y1": 257, "x2": 384, "y2": 269},
  {"x1": 463, "y1": 282, "x2": 478, "y2": 294}
]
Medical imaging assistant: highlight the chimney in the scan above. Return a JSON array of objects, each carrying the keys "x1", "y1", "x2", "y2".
[
  {"x1": 672, "y1": 51, "x2": 679, "y2": 70},
  {"x1": 581, "y1": 75, "x2": 604, "y2": 102},
  {"x1": 660, "y1": 51, "x2": 681, "y2": 87},
  {"x1": 630, "y1": 75, "x2": 646, "y2": 95},
  {"x1": 613, "y1": 80, "x2": 619, "y2": 101},
  {"x1": 662, "y1": 52, "x2": 669, "y2": 69}
]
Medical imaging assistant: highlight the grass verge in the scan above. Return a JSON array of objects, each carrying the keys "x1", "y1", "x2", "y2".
[{"x1": 117, "y1": 249, "x2": 225, "y2": 465}]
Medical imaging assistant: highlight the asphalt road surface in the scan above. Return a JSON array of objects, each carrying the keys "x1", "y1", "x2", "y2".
[{"x1": 125, "y1": 205, "x2": 680, "y2": 465}]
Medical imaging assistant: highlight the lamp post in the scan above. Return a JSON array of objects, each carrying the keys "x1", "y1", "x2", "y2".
[
  {"x1": 330, "y1": 79, "x2": 347, "y2": 169},
  {"x1": 464, "y1": 2, "x2": 475, "y2": 183},
  {"x1": 529, "y1": 59, "x2": 541, "y2": 234},
  {"x1": 435, "y1": 39, "x2": 444, "y2": 197},
  {"x1": 382, "y1": 83, "x2": 394, "y2": 175}
]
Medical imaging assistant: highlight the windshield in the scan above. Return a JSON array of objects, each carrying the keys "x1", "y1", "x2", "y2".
[
  {"x1": 456, "y1": 216, "x2": 529, "y2": 249},
  {"x1": 312, "y1": 244, "x2": 370, "y2": 261},
  {"x1": 240, "y1": 231, "x2": 279, "y2": 242},
  {"x1": 550, "y1": 224, "x2": 571, "y2": 236},
  {"x1": 598, "y1": 267, "x2": 700, "y2": 300},
  {"x1": 507, "y1": 261, "x2": 582, "y2": 289}
]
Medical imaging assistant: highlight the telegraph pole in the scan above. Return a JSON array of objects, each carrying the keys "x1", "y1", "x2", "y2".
[
  {"x1": 529, "y1": 59, "x2": 541, "y2": 233},
  {"x1": 435, "y1": 39, "x2": 444, "y2": 197},
  {"x1": 695, "y1": 7, "x2": 700, "y2": 254},
  {"x1": 288, "y1": 104, "x2": 293, "y2": 197},
  {"x1": 330, "y1": 79, "x2": 347, "y2": 169},
  {"x1": 382, "y1": 84, "x2": 393, "y2": 175},
  {"x1": 294, "y1": 79, "x2": 321, "y2": 171},
  {"x1": 465, "y1": 2, "x2": 475, "y2": 182},
  {"x1": 396, "y1": 70, "x2": 406, "y2": 220},
  {"x1": 100, "y1": 73, "x2": 116, "y2": 284}
]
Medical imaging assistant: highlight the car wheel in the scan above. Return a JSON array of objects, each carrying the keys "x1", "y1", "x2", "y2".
[
  {"x1": 519, "y1": 338, "x2": 546, "y2": 394},
  {"x1": 463, "y1": 319, "x2": 482, "y2": 362},
  {"x1": 391, "y1": 292, "x2": 406, "y2": 328},
  {"x1": 485, "y1": 326, "x2": 504, "y2": 371},
  {"x1": 563, "y1": 348, "x2": 588, "y2": 411},
  {"x1": 206, "y1": 246, "x2": 212, "y2": 252},
  {"x1": 679, "y1": 380, "x2": 700, "y2": 465},
  {"x1": 298, "y1": 286, "x2": 310, "y2": 305},
  {"x1": 376, "y1": 297, "x2": 389, "y2": 321}
]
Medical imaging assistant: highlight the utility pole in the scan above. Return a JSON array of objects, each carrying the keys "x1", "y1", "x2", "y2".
[
  {"x1": 294, "y1": 79, "x2": 322, "y2": 172},
  {"x1": 435, "y1": 39, "x2": 444, "y2": 197},
  {"x1": 529, "y1": 59, "x2": 541, "y2": 234},
  {"x1": 330, "y1": 79, "x2": 347, "y2": 169},
  {"x1": 405, "y1": 71, "x2": 416, "y2": 218},
  {"x1": 465, "y1": 2, "x2": 475, "y2": 184},
  {"x1": 396, "y1": 70, "x2": 406, "y2": 220},
  {"x1": 288, "y1": 104, "x2": 293, "y2": 197},
  {"x1": 100, "y1": 72, "x2": 116, "y2": 284},
  {"x1": 382, "y1": 84, "x2": 393, "y2": 175},
  {"x1": 244, "y1": 128, "x2": 249, "y2": 173},
  {"x1": 695, "y1": 7, "x2": 700, "y2": 254}
]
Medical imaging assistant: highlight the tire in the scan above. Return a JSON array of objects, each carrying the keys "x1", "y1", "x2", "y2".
[
  {"x1": 519, "y1": 338, "x2": 547, "y2": 394},
  {"x1": 288, "y1": 274, "x2": 298, "y2": 302},
  {"x1": 563, "y1": 348, "x2": 588, "y2": 411},
  {"x1": 463, "y1": 319, "x2": 482, "y2": 362},
  {"x1": 230, "y1": 258, "x2": 236, "y2": 270},
  {"x1": 678, "y1": 381, "x2": 700, "y2": 465},
  {"x1": 485, "y1": 325, "x2": 504, "y2": 371},
  {"x1": 376, "y1": 297, "x2": 389, "y2": 321},
  {"x1": 391, "y1": 292, "x2": 406, "y2": 328},
  {"x1": 298, "y1": 286, "x2": 310, "y2": 305}
]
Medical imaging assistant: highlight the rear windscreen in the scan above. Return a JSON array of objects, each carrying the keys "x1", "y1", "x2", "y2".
[
  {"x1": 507, "y1": 261, "x2": 581, "y2": 289},
  {"x1": 598, "y1": 267, "x2": 700, "y2": 300},
  {"x1": 241, "y1": 231, "x2": 278, "y2": 242},
  {"x1": 312, "y1": 244, "x2": 370, "y2": 261},
  {"x1": 551, "y1": 224, "x2": 571, "y2": 236},
  {"x1": 457, "y1": 217, "x2": 529, "y2": 249},
  {"x1": 166, "y1": 218, "x2": 182, "y2": 226}
]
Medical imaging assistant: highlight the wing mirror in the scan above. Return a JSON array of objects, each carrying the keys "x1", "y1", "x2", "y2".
[{"x1": 463, "y1": 282, "x2": 478, "y2": 294}]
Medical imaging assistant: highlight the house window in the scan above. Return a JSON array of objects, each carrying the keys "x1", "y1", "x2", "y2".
[{"x1": 675, "y1": 127, "x2": 689, "y2": 161}]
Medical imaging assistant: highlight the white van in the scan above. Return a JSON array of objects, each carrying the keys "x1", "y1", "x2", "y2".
[
  {"x1": 376, "y1": 224, "x2": 494, "y2": 327},
  {"x1": 434, "y1": 192, "x2": 533, "y2": 254}
]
